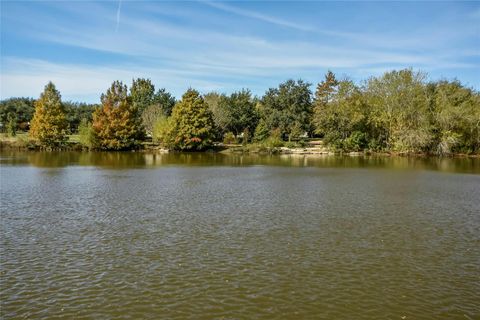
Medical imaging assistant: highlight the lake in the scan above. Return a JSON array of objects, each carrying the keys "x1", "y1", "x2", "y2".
[{"x1": 1, "y1": 151, "x2": 479, "y2": 319}]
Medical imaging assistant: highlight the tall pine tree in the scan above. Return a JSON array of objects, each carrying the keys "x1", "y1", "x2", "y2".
[
  {"x1": 30, "y1": 82, "x2": 68, "y2": 146},
  {"x1": 313, "y1": 71, "x2": 339, "y2": 135}
]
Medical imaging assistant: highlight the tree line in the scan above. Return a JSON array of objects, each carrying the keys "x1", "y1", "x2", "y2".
[{"x1": 1, "y1": 69, "x2": 479, "y2": 154}]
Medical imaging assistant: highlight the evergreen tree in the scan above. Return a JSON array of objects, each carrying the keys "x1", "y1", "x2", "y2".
[
  {"x1": 152, "y1": 88, "x2": 176, "y2": 116},
  {"x1": 167, "y1": 89, "x2": 215, "y2": 150},
  {"x1": 130, "y1": 78, "x2": 155, "y2": 115},
  {"x1": 30, "y1": 82, "x2": 68, "y2": 146},
  {"x1": 313, "y1": 71, "x2": 339, "y2": 135},
  {"x1": 92, "y1": 81, "x2": 144, "y2": 150}
]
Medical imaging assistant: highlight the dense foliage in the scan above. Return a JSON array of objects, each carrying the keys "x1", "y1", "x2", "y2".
[
  {"x1": 204, "y1": 90, "x2": 258, "y2": 142},
  {"x1": 0, "y1": 97, "x2": 35, "y2": 131},
  {"x1": 257, "y1": 79, "x2": 313, "y2": 141},
  {"x1": 130, "y1": 78, "x2": 176, "y2": 135},
  {"x1": 92, "y1": 81, "x2": 144, "y2": 150},
  {"x1": 3, "y1": 69, "x2": 479, "y2": 154},
  {"x1": 29, "y1": 82, "x2": 68, "y2": 147},
  {"x1": 312, "y1": 69, "x2": 480, "y2": 153},
  {"x1": 159, "y1": 89, "x2": 215, "y2": 150},
  {"x1": 64, "y1": 102, "x2": 98, "y2": 133}
]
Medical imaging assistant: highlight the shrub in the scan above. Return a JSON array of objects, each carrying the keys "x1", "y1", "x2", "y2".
[
  {"x1": 153, "y1": 116, "x2": 174, "y2": 146},
  {"x1": 78, "y1": 118, "x2": 95, "y2": 149},
  {"x1": 223, "y1": 132, "x2": 237, "y2": 144}
]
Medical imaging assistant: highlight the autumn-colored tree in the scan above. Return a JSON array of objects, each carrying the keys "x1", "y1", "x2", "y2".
[
  {"x1": 30, "y1": 82, "x2": 68, "y2": 146},
  {"x1": 92, "y1": 81, "x2": 144, "y2": 150},
  {"x1": 166, "y1": 89, "x2": 215, "y2": 150}
]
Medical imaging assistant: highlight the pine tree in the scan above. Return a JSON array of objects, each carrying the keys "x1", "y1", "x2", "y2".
[
  {"x1": 92, "y1": 81, "x2": 144, "y2": 150},
  {"x1": 30, "y1": 82, "x2": 68, "y2": 146},
  {"x1": 315, "y1": 70, "x2": 339, "y2": 105},
  {"x1": 6, "y1": 113, "x2": 17, "y2": 137},
  {"x1": 130, "y1": 78, "x2": 155, "y2": 115},
  {"x1": 168, "y1": 89, "x2": 215, "y2": 150},
  {"x1": 313, "y1": 71, "x2": 339, "y2": 135}
]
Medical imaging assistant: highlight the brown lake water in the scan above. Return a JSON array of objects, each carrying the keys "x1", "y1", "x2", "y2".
[{"x1": 1, "y1": 151, "x2": 479, "y2": 319}]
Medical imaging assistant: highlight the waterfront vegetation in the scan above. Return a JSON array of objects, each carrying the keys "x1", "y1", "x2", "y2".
[{"x1": 1, "y1": 69, "x2": 479, "y2": 155}]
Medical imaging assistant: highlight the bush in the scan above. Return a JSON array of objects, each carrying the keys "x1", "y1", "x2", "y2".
[
  {"x1": 78, "y1": 118, "x2": 95, "y2": 149},
  {"x1": 223, "y1": 132, "x2": 237, "y2": 144},
  {"x1": 253, "y1": 119, "x2": 270, "y2": 142},
  {"x1": 152, "y1": 115, "x2": 173, "y2": 146},
  {"x1": 6, "y1": 113, "x2": 17, "y2": 137},
  {"x1": 343, "y1": 131, "x2": 367, "y2": 151},
  {"x1": 262, "y1": 135, "x2": 284, "y2": 148},
  {"x1": 284, "y1": 141, "x2": 298, "y2": 148}
]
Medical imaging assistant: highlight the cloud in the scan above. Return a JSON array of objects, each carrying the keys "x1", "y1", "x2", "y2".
[
  {"x1": 0, "y1": 58, "x2": 229, "y2": 102},
  {"x1": 1, "y1": 1, "x2": 478, "y2": 101},
  {"x1": 202, "y1": 1, "x2": 313, "y2": 32},
  {"x1": 27, "y1": 8, "x2": 450, "y2": 71}
]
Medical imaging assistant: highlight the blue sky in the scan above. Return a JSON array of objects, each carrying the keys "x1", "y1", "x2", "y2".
[{"x1": 1, "y1": 1, "x2": 479, "y2": 103}]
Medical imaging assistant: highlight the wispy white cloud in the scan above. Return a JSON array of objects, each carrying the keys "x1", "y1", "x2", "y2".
[
  {"x1": 1, "y1": 1, "x2": 478, "y2": 101},
  {"x1": 0, "y1": 57, "x2": 239, "y2": 101},
  {"x1": 202, "y1": 1, "x2": 313, "y2": 32}
]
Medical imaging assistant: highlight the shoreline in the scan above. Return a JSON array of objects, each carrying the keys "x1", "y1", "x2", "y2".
[{"x1": 1, "y1": 139, "x2": 478, "y2": 158}]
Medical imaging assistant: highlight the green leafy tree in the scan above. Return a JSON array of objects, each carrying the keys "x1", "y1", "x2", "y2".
[
  {"x1": 0, "y1": 97, "x2": 35, "y2": 131},
  {"x1": 313, "y1": 79, "x2": 368, "y2": 150},
  {"x1": 92, "y1": 81, "x2": 144, "y2": 150},
  {"x1": 253, "y1": 118, "x2": 270, "y2": 142},
  {"x1": 167, "y1": 89, "x2": 215, "y2": 150},
  {"x1": 78, "y1": 118, "x2": 95, "y2": 148},
  {"x1": 141, "y1": 89, "x2": 176, "y2": 136},
  {"x1": 6, "y1": 113, "x2": 17, "y2": 137},
  {"x1": 30, "y1": 82, "x2": 68, "y2": 146},
  {"x1": 153, "y1": 115, "x2": 174, "y2": 145},
  {"x1": 222, "y1": 89, "x2": 258, "y2": 139},
  {"x1": 130, "y1": 79, "x2": 176, "y2": 136},
  {"x1": 258, "y1": 79, "x2": 312, "y2": 141},
  {"x1": 365, "y1": 69, "x2": 432, "y2": 152},
  {"x1": 64, "y1": 102, "x2": 98, "y2": 133},
  {"x1": 431, "y1": 80, "x2": 480, "y2": 154},
  {"x1": 204, "y1": 92, "x2": 229, "y2": 138},
  {"x1": 142, "y1": 104, "x2": 165, "y2": 136}
]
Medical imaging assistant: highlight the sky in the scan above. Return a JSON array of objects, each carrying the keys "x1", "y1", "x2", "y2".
[{"x1": 1, "y1": 0, "x2": 479, "y2": 103}]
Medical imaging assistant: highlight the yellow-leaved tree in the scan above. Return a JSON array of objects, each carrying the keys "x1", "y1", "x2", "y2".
[{"x1": 30, "y1": 82, "x2": 68, "y2": 146}]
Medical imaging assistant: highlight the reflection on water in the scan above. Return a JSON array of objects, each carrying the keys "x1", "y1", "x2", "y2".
[
  {"x1": 1, "y1": 151, "x2": 479, "y2": 319},
  {"x1": 1, "y1": 150, "x2": 479, "y2": 173}
]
